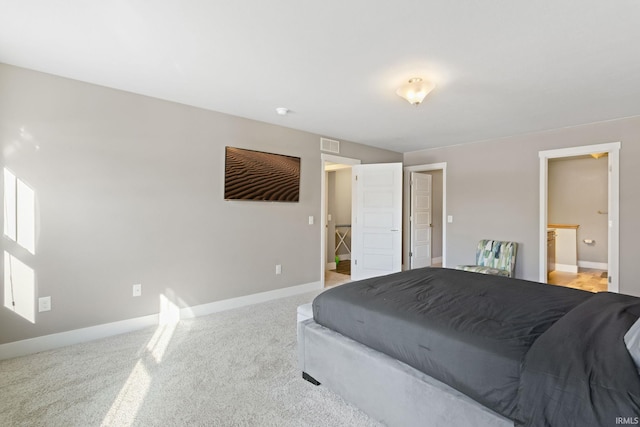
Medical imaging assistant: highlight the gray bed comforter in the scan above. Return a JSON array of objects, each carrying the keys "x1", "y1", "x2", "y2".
[
  {"x1": 312, "y1": 267, "x2": 640, "y2": 424},
  {"x1": 517, "y1": 291, "x2": 640, "y2": 426}
]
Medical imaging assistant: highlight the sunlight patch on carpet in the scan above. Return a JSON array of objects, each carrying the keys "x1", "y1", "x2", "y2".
[{"x1": 101, "y1": 294, "x2": 179, "y2": 425}]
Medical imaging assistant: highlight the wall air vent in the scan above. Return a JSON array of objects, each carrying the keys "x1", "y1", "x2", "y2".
[{"x1": 320, "y1": 138, "x2": 340, "y2": 154}]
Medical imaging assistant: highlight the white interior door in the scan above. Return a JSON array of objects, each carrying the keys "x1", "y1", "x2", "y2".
[
  {"x1": 351, "y1": 163, "x2": 402, "y2": 281},
  {"x1": 410, "y1": 172, "x2": 432, "y2": 269}
]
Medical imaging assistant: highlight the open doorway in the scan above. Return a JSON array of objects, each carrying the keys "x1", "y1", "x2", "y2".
[
  {"x1": 539, "y1": 142, "x2": 620, "y2": 292},
  {"x1": 403, "y1": 163, "x2": 447, "y2": 270},
  {"x1": 546, "y1": 155, "x2": 608, "y2": 292},
  {"x1": 325, "y1": 162, "x2": 352, "y2": 287},
  {"x1": 320, "y1": 154, "x2": 360, "y2": 288}
]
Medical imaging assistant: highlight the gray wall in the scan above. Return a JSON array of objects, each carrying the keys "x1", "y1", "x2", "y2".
[
  {"x1": 404, "y1": 116, "x2": 640, "y2": 296},
  {"x1": 548, "y1": 156, "x2": 608, "y2": 264},
  {"x1": 0, "y1": 64, "x2": 401, "y2": 344}
]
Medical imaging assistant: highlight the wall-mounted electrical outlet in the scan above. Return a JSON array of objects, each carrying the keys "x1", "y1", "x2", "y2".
[
  {"x1": 275, "y1": 264, "x2": 282, "y2": 275},
  {"x1": 38, "y1": 296, "x2": 51, "y2": 312},
  {"x1": 133, "y1": 284, "x2": 142, "y2": 297}
]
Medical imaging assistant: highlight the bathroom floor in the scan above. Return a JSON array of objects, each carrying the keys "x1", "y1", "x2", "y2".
[{"x1": 547, "y1": 268, "x2": 608, "y2": 293}]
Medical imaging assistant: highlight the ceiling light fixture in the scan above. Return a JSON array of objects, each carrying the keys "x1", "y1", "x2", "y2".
[
  {"x1": 396, "y1": 78, "x2": 435, "y2": 105},
  {"x1": 276, "y1": 107, "x2": 289, "y2": 116}
]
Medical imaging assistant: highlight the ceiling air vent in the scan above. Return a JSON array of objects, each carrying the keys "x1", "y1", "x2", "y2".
[{"x1": 320, "y1": 138, "x2": 340, "y2": 153}]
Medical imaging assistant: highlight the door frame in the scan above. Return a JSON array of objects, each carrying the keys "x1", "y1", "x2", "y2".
[
  {"x1": 538, "y1": 142, "x2": 620, "y2": 291},
  {"x1": 320, "y1": 153, "x2": 361, "y2": 287},
  {"x1": 403, "y1": 163, "x2": 448, "y2": 270}
]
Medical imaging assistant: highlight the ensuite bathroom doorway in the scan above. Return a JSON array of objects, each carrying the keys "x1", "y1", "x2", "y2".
[
  {"x1": 539, "y1": 142, "x2": 620, "y2": 293},
  {"x1": 546, "y1": 154, "x2": 608, "y2": 292}
]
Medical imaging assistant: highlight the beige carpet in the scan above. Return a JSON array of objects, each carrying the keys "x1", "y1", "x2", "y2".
[{"x1": 0, "y1": 292, "x2": 381, "y2": 427}]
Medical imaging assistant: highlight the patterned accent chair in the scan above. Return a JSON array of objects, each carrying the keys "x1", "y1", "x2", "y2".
[{"x1": 456, "y1": 239, "x2": 518, "y2": 278}]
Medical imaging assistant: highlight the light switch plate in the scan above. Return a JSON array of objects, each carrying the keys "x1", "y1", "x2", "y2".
[{"x1": 38, "y1": 296, "x2": 51, "y2": 312}]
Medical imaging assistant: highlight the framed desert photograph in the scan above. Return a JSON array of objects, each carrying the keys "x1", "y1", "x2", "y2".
[{"x1": 224, "y1": 146, "x2": 300, "y2": 202}]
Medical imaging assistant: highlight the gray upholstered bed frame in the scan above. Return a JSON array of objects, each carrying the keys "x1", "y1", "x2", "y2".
[{"x1": 297, "y1": 303, "x2": 513, "y2": 427}]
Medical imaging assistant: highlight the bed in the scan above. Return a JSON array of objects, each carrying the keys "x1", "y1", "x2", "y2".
[{"x1": 297, "y1": 267, "x2": 640, "y2": 426}]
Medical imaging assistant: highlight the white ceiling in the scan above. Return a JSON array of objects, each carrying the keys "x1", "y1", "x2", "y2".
[{"x1": 2, "y1": 1, "x2": 640, "y2": 153}]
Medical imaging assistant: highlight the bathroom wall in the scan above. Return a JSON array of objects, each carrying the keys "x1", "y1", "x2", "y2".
[{"x1": 548, "y1": 155, "x2": 608, "y2": 266}]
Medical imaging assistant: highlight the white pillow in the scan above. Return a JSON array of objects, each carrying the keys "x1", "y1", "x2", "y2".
[{"x1": 624, "y1": 317, "x2": 640, "y2": 374}]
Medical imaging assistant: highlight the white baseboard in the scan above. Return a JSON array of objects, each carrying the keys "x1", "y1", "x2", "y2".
[
  {"x1": 554, "y1": 263, "x2": 579, "y2": 273},
  {"x1": 181, "y1": 281, "x2": 321, "y2": 319},
  {"x1": 0, "y1": 314, "x2": 158, "y2": 361},
  {"x1": 0, "y1": 281, "x2": 322, "y2": 361},
  {"x1": 578, "y1": 260, "x2": 608, "y2": 270},
  {"x1": 326, "y1": 262, "x2": 337, "y2": 270}
]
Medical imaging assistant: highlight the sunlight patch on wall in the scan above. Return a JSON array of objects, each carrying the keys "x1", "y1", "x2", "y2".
[
  {"x1": 3, "y1": 251, "x2": 35, "y2": 323},
  {"x1": 16, "y1": 178, "x2": 35, "y2": 254},
  {"x1": 3, "y1": 168, "x2": 35, "y2": 254},
  {"x1": 159, "y1": 294, "x2": 180, "y2": 326},
  {"x1": 148, "y1": 295, "x2": 179, "y2": 363},
  {"x1": 3, "y1": 168, "x2": 17, "y2": 240},
  {"x1": 3, "y1": 168, "x2": 37, "y2": 322}
]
